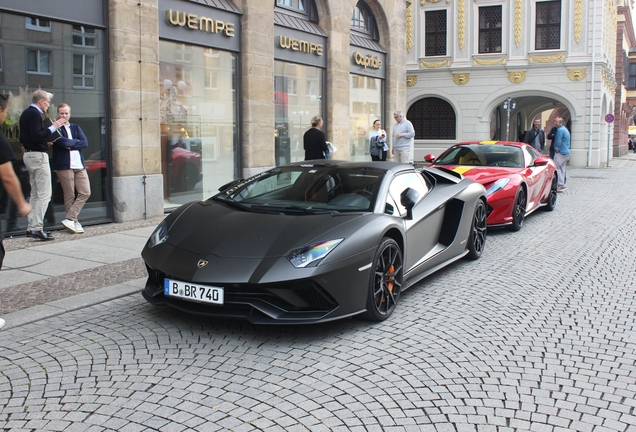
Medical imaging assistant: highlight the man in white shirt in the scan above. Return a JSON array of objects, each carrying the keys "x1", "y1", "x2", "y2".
[{"x1": 51, "y1": 103, "x2": 91, "y2": 234}]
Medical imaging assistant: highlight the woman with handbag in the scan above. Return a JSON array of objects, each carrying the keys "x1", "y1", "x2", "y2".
[{"x1": 368, "y1": 119, "x2": 388, "y2": 161}]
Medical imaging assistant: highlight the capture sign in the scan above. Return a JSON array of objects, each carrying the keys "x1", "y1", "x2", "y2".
[{"x1": 605, "y1": 114, "x2": 615, "y2": 123}]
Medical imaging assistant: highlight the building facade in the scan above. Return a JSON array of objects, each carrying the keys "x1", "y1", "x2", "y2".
[
  {"x1": 406, "y1": 0, "x2": 618, "y2": 167},
  {"x1": 0, "y1": 0, "x2": 407, "y2": 231}
]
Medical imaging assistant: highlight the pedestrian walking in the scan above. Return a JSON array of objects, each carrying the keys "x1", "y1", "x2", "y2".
[
  {"x1": 391, "y1": 110, "x2": 415, "y2": 163},
  {"x1": 0, "y1": 93, "x2": 32, "y2": 331}
]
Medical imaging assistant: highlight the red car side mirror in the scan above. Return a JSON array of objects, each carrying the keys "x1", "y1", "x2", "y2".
[
  {"x1": 533, "y1": 157, "x2": 549, "y2": 166},
  {"x1": 424, "y1": 154, "x2": 436, "y2": 163}
]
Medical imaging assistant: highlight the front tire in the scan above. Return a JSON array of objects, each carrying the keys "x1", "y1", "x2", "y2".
[
  {"x1": 465, "y1": 199, "x2": 487, "y2": 260},
  {"x1": 507, "y1": 187, "x2": 526, "y2": 232},
  {"x1": 362, "y1": 238, "x2": 404, "y2": 321}
]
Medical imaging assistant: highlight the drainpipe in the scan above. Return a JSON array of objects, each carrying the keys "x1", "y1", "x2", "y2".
[{"x1": 587, "y1": 0, "x2": 598, "y2": 167}]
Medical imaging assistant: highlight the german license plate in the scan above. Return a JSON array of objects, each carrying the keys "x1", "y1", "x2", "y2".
[{"x1": 164, "y1": 278, "x2": 224, "y2": 305}]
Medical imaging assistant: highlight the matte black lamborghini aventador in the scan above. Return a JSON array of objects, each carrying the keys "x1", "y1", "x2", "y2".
[{"x1": 142, "y1": 160, "x2": 488, "y2": 324}]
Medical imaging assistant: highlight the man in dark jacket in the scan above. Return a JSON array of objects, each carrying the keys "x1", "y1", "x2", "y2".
[
  {"x1": 523, "y1": 117, "x2": 545, "y2": 152},
  {"x1": 19, "y1": 90, "x2": 65, "y2": 241},
  {"x1": 52, "y1": 103, "x2": 90, "y2": 234}
]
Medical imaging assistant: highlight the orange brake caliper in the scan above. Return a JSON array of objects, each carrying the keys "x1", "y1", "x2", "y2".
[{"x1": 382, "y1": 265, "x2": 395, "y2": 302}]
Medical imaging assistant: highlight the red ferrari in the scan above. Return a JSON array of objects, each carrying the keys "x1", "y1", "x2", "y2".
[{"x1": 425, "y1": 141, "x2": 557, "y2": 231}]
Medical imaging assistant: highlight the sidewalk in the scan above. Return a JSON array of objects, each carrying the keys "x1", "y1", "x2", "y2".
[
  {"x1": 0, "y1": 215, "x2": 165, "y2": 330},
  {"x1": 2, "y1": 151, "x2": 636, "y2": 331}
]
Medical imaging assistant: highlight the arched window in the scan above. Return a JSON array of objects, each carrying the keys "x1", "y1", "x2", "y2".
[
  {"x1": 408, "y1": 97, "x2": 456, "y2": 140},
  {"x1": 351, "y1": 1, "x2": 379, "y2": 41},
  {"x1": 276, "y1": 0, "x2": 318, "y2": 22}
]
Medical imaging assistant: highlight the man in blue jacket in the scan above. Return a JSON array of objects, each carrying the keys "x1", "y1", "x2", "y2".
[
  {"x1": 552, "y1": 117, "x2": 570, "y2": 192},
  {"x1": 52, "y1": 103, "x2": 91, "y2": 234}
]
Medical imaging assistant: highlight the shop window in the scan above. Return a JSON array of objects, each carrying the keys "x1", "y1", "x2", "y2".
[
  {"x1": 205, "y1": 49, "x2": 220, "y2": 58},
  {"x1": 25, "y1": 17, "x2": 51, "y2": 32},
  {"x1": 350, "y1": 2, "x2": 379, "y2": 41},
  {"x1": 73, "y1": 26, "x2": 96, "y2": 47},
  {"x1": 26, "y1": 49, "x2": 51, "y2": 74},
  {"x1": 425, "y1": 10, "x2": 447, "y2": 57},
  {"x1": 408, "y1": 97, "x2": 456, "y2": 140},
  {"x1": 535, "y1": 1, "x2": 561, "y2": 50},
  {"x1": 73, "y1": 54, "x2": 95, "y2": 88},
  {"x1": 0, "y1": 46, "x2": 3, "y2": 71},
  {"x1": 479, "y1": 6, "x2": 502, "y2": 54},
  {"x1": 349, "y1": 75, "x2": 382, "y2": 162}
]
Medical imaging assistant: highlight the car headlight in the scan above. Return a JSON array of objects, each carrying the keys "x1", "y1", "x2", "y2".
[
  {"x1": 147, "y1": 220, "x2": 169, "y2": 248},
  {"x1": 287, "y1": 239, "x2": 344, "y2": 268},
  {"x1": 486, "y1": 178, "x2": 510, "y2": 196}
]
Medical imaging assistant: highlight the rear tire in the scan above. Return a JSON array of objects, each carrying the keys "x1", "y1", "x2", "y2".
[
  {"x1": 465, "y1": 199, "x2": 487, "y2": 260},
  {"x1": 362, "y1": 238, "x2": 404, "y2": 321}
]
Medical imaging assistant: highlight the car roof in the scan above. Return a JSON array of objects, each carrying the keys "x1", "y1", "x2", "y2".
[{"x1": 457, "y1": 141, "x2": 526, "y2": 148}]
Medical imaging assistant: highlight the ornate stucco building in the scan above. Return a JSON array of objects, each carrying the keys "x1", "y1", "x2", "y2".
[{"x1": 406, "y1": 0, "x2": 620, "y2": 167}]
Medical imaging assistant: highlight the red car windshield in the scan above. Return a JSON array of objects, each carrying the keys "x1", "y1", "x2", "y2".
[{"x1": 436, "y1": 145, "x2": 524, "y2": 168}]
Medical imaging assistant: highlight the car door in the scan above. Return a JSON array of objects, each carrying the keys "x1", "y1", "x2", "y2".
[
  {"x1": 522, "y1": 146, "x2": 549, "y2": 210},
  {"x1": 387, "y1": 172, "x2": 446, "y2": 273}
]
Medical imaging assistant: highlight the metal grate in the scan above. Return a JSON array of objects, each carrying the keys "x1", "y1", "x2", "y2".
[{"x1": 408, "y1": 98, "x2": 456, "y2": 140}]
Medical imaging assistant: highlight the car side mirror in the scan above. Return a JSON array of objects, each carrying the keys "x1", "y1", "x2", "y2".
[
  {"x1": 424, "y1": 154, "x2": 436, "y2": 163},
  {"x1": 400, "y1": 187, "x2": 420, "y2": 220},
  {"x1": 533, "y1": 157, "x2": 549, "y2": 166}
]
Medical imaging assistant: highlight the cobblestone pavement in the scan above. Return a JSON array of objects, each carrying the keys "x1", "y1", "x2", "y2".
[{"x1": 1, "y1": 158, "x2": 636, "y2": 431}]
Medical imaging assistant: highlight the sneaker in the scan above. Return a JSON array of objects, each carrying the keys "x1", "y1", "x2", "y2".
[
  {"x1": 61, "y1": 219, "x2": 78, "y2": 233},
  {"x1": 0, "y1": 318, "x2": 5, "y2": 330},
  {"x1": 74, "y1": 221, "x2": 85, "y2": 234},
  {"x1": 557, "y1": 186, "x2": 568, "y2": 193}
]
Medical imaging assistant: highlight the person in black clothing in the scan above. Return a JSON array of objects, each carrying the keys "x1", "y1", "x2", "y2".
[
  {"x1": 547, "y1": 124, "x2": 558, "y2": 159},
  {"x1": 303, "y1": 116, "x2": 328, "y2": 160},
  {"x1": 0, "y1": 93, "x2": 31, "y2": 269},
  {"x1": 523, "y1": 117, "x2": 545, "y2": 152},
  {"x1": 19, "y1": 90, "x2": 64, "y2": 241}
]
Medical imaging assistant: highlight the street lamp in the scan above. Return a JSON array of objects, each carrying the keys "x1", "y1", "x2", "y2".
[{"x1": 503, "y1": 97, "x2": 516, "y2": 141}]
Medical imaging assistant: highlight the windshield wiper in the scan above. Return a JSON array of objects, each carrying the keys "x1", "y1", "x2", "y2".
[{"x1": 250, "y1": 204, "x2": 338, "y2": 215}]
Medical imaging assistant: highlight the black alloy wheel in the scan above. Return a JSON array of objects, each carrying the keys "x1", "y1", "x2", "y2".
[
  {"x1": 465, "y1": 199, "x2": 487, "y2": 260},
  {"x1": 508, "y1": 187, "x2": 526, "y2": 232},
  {"x1": 363, "y1": 238, "x2": 404, "y2": 321},
  {"x1": 544, "y1": 175, "x2": 558, "y2": 211}
]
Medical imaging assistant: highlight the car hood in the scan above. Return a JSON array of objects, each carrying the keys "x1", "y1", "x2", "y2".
[
  {"x1": 165, "y1": 200, "x2": 365, "y2": 258},
  {"x1": 434, "y1": 165, "x2": 524, "y2": 185}
]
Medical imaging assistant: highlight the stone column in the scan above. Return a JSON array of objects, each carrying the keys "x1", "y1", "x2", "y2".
[
  {"x1": 237, "y1": 0, "x2": 276, "y2": 178},
  {"x1": 109, "y1": 0, "x2": 163, "y2": 221}
]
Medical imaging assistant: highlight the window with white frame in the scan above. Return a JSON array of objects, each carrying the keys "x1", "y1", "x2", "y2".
[
  {"x1": 425, "y1": 10, "x2": 447, "y2": 56},
  {"x1": 366, "y1": 77, "x2": 377, "y2": 90},
  {"x1": 73, "y1": 54, "x2": 95, "y2": 88},
  {"x1": 175, "y1": 68, "x2": 192, "y2": 95},
  {"x1": 352, "y1": 102, "x2": 364, "y2": 114},
  {"x1": 174, "y1": 44, "x2": 192, "y2": 63},
  {"x1": 478, "y1": 6, "x2": 502, "y2": 54},
  {"x1": 26, "y1": 49, "x2": 51, "y2": 74},
  {"x1": 352, "y1": 75, "x2": 364, "y2": 88},
  {"x1": 287, "y1": 79, "x2": 298, "y2": 95},
  {"x1": 73, "y1": 26, "x2": 96, "y2": 47},
  {"x1": 204, "y1": 48, "x2": 220, "y2": 58},
  {"x1": 25, "y1": 17, "x2": 51, "y2": 32},
  {"x1": 205, "y1": 71, "x2": 218, "y2": 90}
]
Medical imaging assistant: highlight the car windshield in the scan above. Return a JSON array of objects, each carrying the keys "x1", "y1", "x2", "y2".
[
  {"x1": 436, "y1": 144, "x2": 524, "y2": 168},
  {"x1": 212, "y1": 165, "x2": 386, "y2": 213}
]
